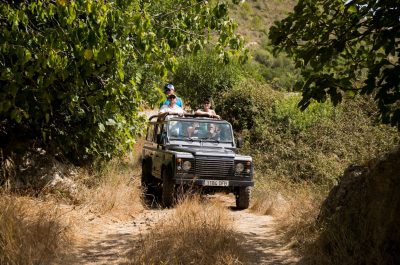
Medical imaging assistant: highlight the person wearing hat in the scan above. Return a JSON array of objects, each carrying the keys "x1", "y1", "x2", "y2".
[
  {"x1": 159, "y1": 94, "x2": 184, "y2": 116},
  {"x1": 195, "y1": 98, "x2": 220, "y2": 119},
  {"x1": 159, "y1": 83, "x2": 183, "y2": 108}
]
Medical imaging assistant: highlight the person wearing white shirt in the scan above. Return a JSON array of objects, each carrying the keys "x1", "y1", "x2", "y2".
[{"x1": 159, "y1": 94, "x2": 184, "y2": 116}]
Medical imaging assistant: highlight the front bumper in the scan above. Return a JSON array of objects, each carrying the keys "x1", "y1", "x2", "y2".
[{"x1": 174, "y1": 178, "x2": 254, "y2": 187}]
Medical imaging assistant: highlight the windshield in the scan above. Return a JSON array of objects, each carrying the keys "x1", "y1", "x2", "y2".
[{"x1": 167, "y1": 120, "x2": 233, "y2": 142}]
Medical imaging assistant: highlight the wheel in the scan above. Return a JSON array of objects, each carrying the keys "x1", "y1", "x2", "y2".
[
  {"x1": 236, "y1": 186, "x2": 251, "y2": 209},
  {"x1": 162, "y1": 167, "x2": 175, "y2": 207}
]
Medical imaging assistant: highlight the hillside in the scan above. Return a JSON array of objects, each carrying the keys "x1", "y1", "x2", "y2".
[{"x1": 229, "y1": 0, "x2": 297, "y2": 47}]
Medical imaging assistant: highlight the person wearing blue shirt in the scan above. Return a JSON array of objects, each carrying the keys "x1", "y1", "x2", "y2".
[{"x1": 159, "y1": 83, "x2": 183, "y2": 108}]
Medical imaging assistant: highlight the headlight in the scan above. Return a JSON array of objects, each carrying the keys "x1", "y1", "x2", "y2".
[
  {"x1": 183, "y1": 161, "x2": 192, "y2": 171},
  {"x1": 235, "y1": 163, "x2": 244, "y2": 173}
]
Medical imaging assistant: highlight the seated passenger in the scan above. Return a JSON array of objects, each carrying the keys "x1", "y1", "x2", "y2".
[
  {"x1": 195, "y1": 123, "x2": 220, "y2": 140},
  {"x1": 159, "y1": 94, "x2": 184, "y2": 116},
  {"x1": 187, "y1": 121, "x2": 200, "y2": 137},
  {"x1": 204, "y1": 123, "x2": 219, "y2": 140},
  {"x1": 195, "y1": 98, "x2": 221, "y2": 119}
]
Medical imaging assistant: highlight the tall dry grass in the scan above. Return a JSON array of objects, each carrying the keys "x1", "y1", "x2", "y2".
[
  {"x1": 76, "y1": 159, "x2": 143, "y2": 217},
  {"x1": 129, "y1": 196, "x2": 248, "y2": 265},
  {"x1": 0, "y1": 194, "x2": 70, "y2": 265},
  {"x1": 251, "y1": 177, "x2": 326, "y2": 252}
]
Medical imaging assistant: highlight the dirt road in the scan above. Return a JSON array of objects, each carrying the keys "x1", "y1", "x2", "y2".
[{"x1": 59, "y1": 195, "x2": 298, "y2": 265}]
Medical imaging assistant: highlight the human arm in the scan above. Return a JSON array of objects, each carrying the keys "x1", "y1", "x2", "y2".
[
  {"x1": 195, "y1": 109, "x2": 220, "y2": 119},
  {"x1": 159, "y1": 106, "x2": 185, "y2": 116}
]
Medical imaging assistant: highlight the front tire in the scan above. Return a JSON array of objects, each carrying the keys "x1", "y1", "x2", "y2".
[
  {"x1": 236, "y1": 186, "x2": 251, "y2": 209},
  {"x1": 162, "y1": 168, "x2": 175, "y2": 207}
]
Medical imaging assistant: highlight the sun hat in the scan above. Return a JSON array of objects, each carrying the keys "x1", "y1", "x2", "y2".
[{"x1": 164, "y1": 83, "x2": 175, "y2": 92}]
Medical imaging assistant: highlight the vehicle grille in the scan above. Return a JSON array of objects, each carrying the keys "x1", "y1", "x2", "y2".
[{"x1": 195, "y1": 156, "x2": 234, "y2": 178}]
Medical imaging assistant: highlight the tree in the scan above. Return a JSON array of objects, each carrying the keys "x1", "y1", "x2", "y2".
[
  {"x1": 172, "y1": 50, "x2": 243, "y2": 110},
  {"x1": 269, "y1": 0, "x2": 400, "y2": 128},
  {"x1": 0, "y1": 0, "x2": 244, "y2": 164}
]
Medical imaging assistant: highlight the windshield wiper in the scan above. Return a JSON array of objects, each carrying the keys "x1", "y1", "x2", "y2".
[
  {"x1": 202, "y1": 138, "x2": 220, "y2": 143},
  {"x1": 182, "y1": 137, "x2": 196, "y2": 141}
]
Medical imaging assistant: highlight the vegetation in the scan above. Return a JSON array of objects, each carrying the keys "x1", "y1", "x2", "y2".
[
  {"x1": 270, "y1": 0, "x2": 400, "y2": 128},
  {"x1": 74, "y1": 158, "x2": 143, "y2": 216},
  {"x1": 0, "y1": 0, "x2": 244, "y2": 165},
  {"x1": 1, "y1": 0, "x2": 399, "y2": 263},
  {"x1": 129, "y1": 196, "x2": 248, "y2": 265},
  {"x1": 172, "y1": 50, "x2": 244, "y2": 109},
  {"x1": 0, "y1": 195, "x2": 69, "y2": 265},
  {"x1": 209, "y1": 74, "x2": 397, "y2": 185}
]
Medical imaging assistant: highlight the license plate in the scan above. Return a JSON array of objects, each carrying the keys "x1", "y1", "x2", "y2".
[{"x1": 203, "y1": 180, "x2": 229, "y2": 187}]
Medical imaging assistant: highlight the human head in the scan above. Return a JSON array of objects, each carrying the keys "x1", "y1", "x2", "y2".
[
  {"x1": 168, "y1": 94, "x2": 177, "y2": 105},
  {"x1": 164, "y1": 83, "x2": 175, "y2": 95},
  {"x1": 208, "y1": 123, "x2": 216, "y2": 133},
  {"x1": 203, "y1": 98, "x2": 212, "y2": 110}
]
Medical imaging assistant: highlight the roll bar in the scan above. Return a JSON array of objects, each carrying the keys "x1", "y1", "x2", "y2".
[{"x1": 149, "y1": 112, "x2": 221, "y2": 122}]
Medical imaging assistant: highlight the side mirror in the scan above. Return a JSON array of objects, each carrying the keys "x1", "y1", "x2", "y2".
[{"x1": 236, "y1": 137, "x2": 243, "y2": 148}]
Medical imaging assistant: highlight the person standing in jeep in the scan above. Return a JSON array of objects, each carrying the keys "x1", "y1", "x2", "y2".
[
  {"x1": 159, "y1": 83, "x2": 183, "y2": 109},
  {"x1": 195, "y1": 98, "x2": 220, "y2": 119},
  {"x1": 159, "y1": 94, "x2": 185, "y2": 116}
]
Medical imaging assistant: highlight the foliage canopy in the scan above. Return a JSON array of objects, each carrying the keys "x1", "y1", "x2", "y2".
[
  {"x1": 0, "y1": 0, "x2": 244, "y2": 164},
  {"x1": 269, "y1": 0, "x2": 400, "y2": 128},
  {"x1": 172, "y1": 50, "x2": 243, "y2": 110}
]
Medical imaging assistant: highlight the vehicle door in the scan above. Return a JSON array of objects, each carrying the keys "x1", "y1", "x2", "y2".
[{"x1": 152, "y1": 122, "x2": 165, "y2": 178}]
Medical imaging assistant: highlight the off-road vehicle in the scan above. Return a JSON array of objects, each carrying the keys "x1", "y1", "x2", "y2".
[{"x1": 141, "y1": 114, "x2": 254, "y2": 209}]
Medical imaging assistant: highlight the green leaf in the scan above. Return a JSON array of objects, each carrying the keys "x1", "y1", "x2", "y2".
[
  {"x1": 84, "y1": 49, "x2": 93, "y2": 60},
  {"x1": 347, "y1": 5, "x2": 357, "y2": 14}
]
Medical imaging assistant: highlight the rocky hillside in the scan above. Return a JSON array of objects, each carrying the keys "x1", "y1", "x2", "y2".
[{"x1": 310, "y1": 147, "x2": 400, "y2": 264}]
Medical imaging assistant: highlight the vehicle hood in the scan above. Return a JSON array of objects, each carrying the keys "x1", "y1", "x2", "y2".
[{"x1": 169, "y1": 146, "x2": 236, "y2": 157}]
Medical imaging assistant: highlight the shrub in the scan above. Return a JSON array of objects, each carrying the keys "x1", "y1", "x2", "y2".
[
  {"x1": 248, "y1": 95, "x2": 399, "y2": 185},
  {"x1": 254, "y1": 38, "x2": 301, "y2": 91},
  {"x1": 272, "y1": 94, "x2": 335, "y2": 132},
  {"x1": 217, "y1": 79, "x2": 281, "y2": 131},
  {"x1": 172, "y1": 50, "x2": 244, "y2": 110}
]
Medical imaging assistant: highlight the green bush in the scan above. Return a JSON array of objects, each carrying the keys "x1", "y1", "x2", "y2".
[
  {"x1": 254, "y1": 38, "x2": 301, "y2": 91},
  {"x1": 273, "y1": 94, "x2": 335, "y2": 132},
  {"x1": 172, "y1": 50, "x2": 244, "y2": 110},
  {"x1": 247, "y1": 96, "x2": 399, "y2": 185},
  {"x1": 216, "y1": 79, "x2": 280, "y2": 131}
]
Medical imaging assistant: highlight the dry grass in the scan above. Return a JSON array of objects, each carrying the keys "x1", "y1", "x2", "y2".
[
  {"x1": 70, "y1": 156, "x2": 144, "y2": 219},
  {"x1": 250, "y1": 176, "x2": 291, "y2": 215},
  {"x1": 0, "y1": 194, "x2": 70, "y2": 265},
  {"x1": 273, "y1": 183, "x2": 323, "y2": 249},
  {"x1": 129, "y1": 196, "x2": 248, "y2": 265},
  {"x1": 251, "y1": 176, "x2": 326, "y2": 253}
]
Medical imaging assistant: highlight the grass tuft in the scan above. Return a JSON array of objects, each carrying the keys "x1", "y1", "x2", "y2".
[
  {"x1": 130, "y1": 196, "x2": 248, "y2": 265},
  {"x1": 75, "y1": 158, "x2": 143, "y2": 218},
  {"x1": 0, "y1": 194, "x2": 70, "y2": 265}
]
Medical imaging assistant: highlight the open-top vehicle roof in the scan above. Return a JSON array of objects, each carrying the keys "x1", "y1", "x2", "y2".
[{"x1": 148, "y1": 113, "x2": 223, "y2": 123}]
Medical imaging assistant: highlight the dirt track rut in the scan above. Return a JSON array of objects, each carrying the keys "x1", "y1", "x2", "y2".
[{"x1": 58, "y1": 195, "x2": 298, "y2": 265}]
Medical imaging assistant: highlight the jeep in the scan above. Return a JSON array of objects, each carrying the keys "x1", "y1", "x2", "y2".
[{"x1": 141, "y1": 114, "x2": 254, "y2": 209}]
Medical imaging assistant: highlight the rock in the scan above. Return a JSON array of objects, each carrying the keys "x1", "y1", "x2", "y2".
[{"x1": 315, "y1": 146, "x2": 400, "y2": 264}]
